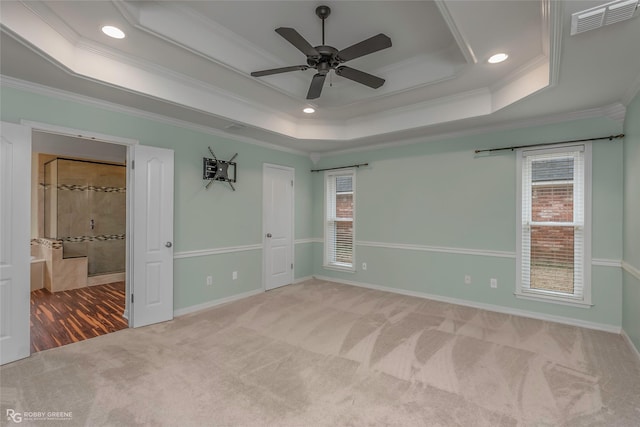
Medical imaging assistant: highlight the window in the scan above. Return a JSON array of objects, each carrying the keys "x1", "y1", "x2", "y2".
[
  {"x1": 324, "y1": 170, "x2": 355, "y2": 271},
  {"x1": 516, "y1": 144, "x2": 591, "y2": 306}
]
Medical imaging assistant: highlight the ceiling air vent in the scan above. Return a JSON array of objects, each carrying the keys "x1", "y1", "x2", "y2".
[{"x1": 571, "y1": 0, "x2": 639, "y2": 35}]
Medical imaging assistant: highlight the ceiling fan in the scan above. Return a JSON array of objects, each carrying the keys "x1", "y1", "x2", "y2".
[{"x1": 251, "y1": 5, "x2": 392, "y2": 100}]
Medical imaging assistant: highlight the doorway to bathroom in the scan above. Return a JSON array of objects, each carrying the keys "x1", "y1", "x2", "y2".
[
  {"x1": 30, "y1": 131, "x2": 128, "y2": 352},
  {"x1": 2, "y1": 120, "x2": 175, "y2": 365}
]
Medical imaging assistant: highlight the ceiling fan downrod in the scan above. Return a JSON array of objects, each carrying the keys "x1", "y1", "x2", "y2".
[{"x1": 315, "y1": 5, "x2": 331, "y2": 45}]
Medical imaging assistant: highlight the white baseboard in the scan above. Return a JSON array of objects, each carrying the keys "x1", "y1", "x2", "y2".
[
  {"x1": 293, "y1": 275, "x2": 313, "y2": 284},
  {"x1": 88, "y1": 272, "x2": 125, "y2": 286},
  {"x1": 122, "y1": 309, "x2": 129, "y2": 320},
  {"x1": 174, "y1": 288, "x2": 263, "y2": 317},
  {"x1": 313, "y1": 275, "x2": 621, "y2": 334},
  {"x1": 622, "y1": 329, "x2": 640, "y2": 363}
]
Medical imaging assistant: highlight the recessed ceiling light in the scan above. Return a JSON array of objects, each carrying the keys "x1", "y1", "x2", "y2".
[
  {"x1": 102, "y1": 25, "x2": 125, "y2": 39},
  {"x1": 303, "y1": 107, "x2": 315, "y2": 114},
  {"x1": 488, "y1": 53, "x2": 508, "y2": 64}
]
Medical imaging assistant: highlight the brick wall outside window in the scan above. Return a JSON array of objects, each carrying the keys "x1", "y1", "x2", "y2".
[
  {"x1": 335, "y1": 193, "x2": 353, "y2": 264},
  {"x1": 530, "y1": 183, "x2": 574, "y2": 292}
]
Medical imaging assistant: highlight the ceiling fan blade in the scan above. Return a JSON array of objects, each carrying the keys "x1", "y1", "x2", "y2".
[
  {"x1": 306, "y1": 73, "x2": 326, "y2": 99},
  {"x1": 251, "y1": 65, "x2": 308, "y2": 77},
  {"x1": 275, "y1": 27, "x2": 320, "y2": 58},
  {"x1": 337, "y1": 33, "x2": 392, "y2": 62},
  {"x1": 335, "y1": 66, "x2": 385, "y2": 89}
]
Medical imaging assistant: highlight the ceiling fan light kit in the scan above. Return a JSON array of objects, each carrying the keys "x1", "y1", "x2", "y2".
[{"x1": 251, "y1": 5, "x2": 392, "y2": 100}]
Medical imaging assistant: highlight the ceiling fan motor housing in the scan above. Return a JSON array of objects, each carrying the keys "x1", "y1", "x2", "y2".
[{"x1": 307, "y1": 45, "x2": 340, "y2": 72}]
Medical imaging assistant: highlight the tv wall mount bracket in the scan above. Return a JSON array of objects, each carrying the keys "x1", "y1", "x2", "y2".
[{"x1": 203, "y1": 147, "x2": 237, "y2": 191}]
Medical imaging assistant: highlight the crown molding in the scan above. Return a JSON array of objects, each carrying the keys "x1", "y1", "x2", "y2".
[
  {"x1": 602, "y1": 103, "x2": 627, "y2": 123},
  {"x1": 122, "y1": 0, "x2": 310, "y2": 101},
  {"x1": 9, "y1": 71, "x2": 609, "y2": 163},
  {"x1": 74, "y1": 37, "x2": 296, "y2": 124},
  {"x1": 0, "y1": 75, "x2": 308, "y2": 156},
  {"x1": 312, "y1": 102, "x2": 627, "y2": 159},
  {"x1": 434, "y1": 0, "x2": 477, "y2": 64},
  {"x1": 319, "y1": 47, "x2": 467, "y2": 114},
  {"x1": 19, "y1": 0, "x2": 80, "y2": 45},
  {"x1": 543, "y1": 0, "x2": 563, "y2": 87},
  {"x1": 489, "y1": 54, "x2": 548, "y2": 94},
  {"x1": 1, "y1": 2, "x2": 301, "y2": 136},
  {"x1": 126, "y1": 1, "x2": 468, "y2": 109},
  {"x1": 621, "y1": 71, "x2": 640, "y2": 106},
  {"x1": 1, "y1": 0, "x2": 566, "y2": 145}
]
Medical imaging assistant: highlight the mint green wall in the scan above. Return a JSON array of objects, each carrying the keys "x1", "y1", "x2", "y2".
[
  {"x1": 313, "y1": 117, "x2": 624, "y2": 328},
  {"x1": 2, "y1": 83, "x2": 632, "y2": 331},
  {"x1": 1, "y1": 86, "x2": 314, "y2": 310},
  {"x1": 623, "y1": 91, "x2": 640, "y2": 352}
]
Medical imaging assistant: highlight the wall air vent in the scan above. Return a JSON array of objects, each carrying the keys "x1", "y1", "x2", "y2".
[
  {"x1": 224, "y1": 123, "x2": 246, "y2": 131},
  {"x1": 571, "y1": 0, "x2": 639, "y2": 35}
]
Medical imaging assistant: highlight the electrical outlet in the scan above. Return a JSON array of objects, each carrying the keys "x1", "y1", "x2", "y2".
[
  {"x1": 206, "y1": 276, "x2": 213, "y2": 286},
  {"x1": 362, "y1": 262, "x2": 367, "y2": 271},
  {"x1": 490, "y1": 278, "x2": 498, "y2": 289},
  {"x1": 232, "y1": 271, "x2": 238, "y2": 280},
  {"x1": 464, "y1": 275, "x2": 471, "y2": 285}
]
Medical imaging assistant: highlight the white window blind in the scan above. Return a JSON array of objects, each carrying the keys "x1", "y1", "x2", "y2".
[
  {"x1": 518, "y1": 145, "x2": 590, "y2": 304},
  {"x1": 325, "y1": 170, "x2": 355, "y2": 270}
]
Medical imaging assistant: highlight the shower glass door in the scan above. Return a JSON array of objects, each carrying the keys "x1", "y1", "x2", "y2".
[{"x1": 44, "y1": 158, "x2": 126, "y2": 276}]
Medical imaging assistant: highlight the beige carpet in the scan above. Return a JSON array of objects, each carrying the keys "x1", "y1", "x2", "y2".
[{"x1": 2, "y1": 279, "x2": 639, "y2": 426}]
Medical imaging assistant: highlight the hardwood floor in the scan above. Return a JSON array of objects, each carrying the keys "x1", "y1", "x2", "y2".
[{"x1": 30, "y1": 282, "x2": 128, "y2": 353}]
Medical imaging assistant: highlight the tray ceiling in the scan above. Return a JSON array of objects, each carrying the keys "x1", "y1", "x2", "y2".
[{"x1": 1, "y1": 1, "x2": 639, "y2": 155}]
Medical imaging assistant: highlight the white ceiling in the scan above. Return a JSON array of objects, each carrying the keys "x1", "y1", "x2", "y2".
[{"x1": 1, "y1": 1, "x2": 639, "y2": 156}]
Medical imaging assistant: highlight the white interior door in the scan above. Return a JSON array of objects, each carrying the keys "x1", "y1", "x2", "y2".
[
  {"x1": 0, "y1": 122, "x2": 31, "y2": 365},
  {"x1": 132, "y1": 145, "x2": 174, "y2": 328},
  {"x1": 263, "y1": 164, "x2": 294, "y2": 291}
]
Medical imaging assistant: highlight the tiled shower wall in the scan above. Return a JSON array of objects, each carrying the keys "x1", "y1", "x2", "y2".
[{"x1": 43, "y1": 158, "x2": 126, "y2": 276}]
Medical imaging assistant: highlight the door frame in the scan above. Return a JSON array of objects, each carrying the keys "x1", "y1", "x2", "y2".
[
  {"x1": 262, "y1": 163, "x2": 295, "y2": 291},
  {"x1": 22, "y1": 120, "x2": 138, "y2": 325}
]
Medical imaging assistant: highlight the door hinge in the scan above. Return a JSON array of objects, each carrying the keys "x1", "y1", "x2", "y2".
[
  {"x1": 131, "y1": 160, "x2": 135, "y2": 170},
  {"x1": 131, "y1": 294, "x2": 134, "y2": 303},
  {"x1": 291, "y1": 180, "x2": 293, "y2": 187},
  {"x1": 291, "y1": 263, "x2": 294, "y2": 270}
]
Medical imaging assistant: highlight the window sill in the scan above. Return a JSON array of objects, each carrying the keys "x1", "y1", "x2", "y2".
[
  {"x1": 514, "y1": 291, "x2": 593, "y2": 308},
  {"x1": 323, "y1": 264, "x2": 356, "y2": 274}
]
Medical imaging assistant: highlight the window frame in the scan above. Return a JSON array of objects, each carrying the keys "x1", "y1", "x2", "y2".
[
  {"x1": 515, "y1": 143, "x2": 592, "y2": 307},
  {"x1": 323, "y1": 169, "x2": 356, "y2": 272}
]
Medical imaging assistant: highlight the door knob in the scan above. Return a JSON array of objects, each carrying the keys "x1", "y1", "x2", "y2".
[
  {"x1": 266, "y1": 233, "x2": 272, "y2": 238},
  {"x1": 165, "y1": 242, "x2": 173, "y2": 248}
]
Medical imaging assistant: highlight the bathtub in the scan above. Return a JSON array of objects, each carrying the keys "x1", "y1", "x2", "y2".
[{"x1": 30, "y1": 256, "x2": 45, "y2": 292}]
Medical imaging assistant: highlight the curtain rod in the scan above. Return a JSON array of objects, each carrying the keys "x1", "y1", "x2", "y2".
[
  {"x1": 474, "y1": 134, "x2": 624, "y2": 154},
  {"x1": 311, "y1": 163, "x2": 369, "y2": 172}
]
